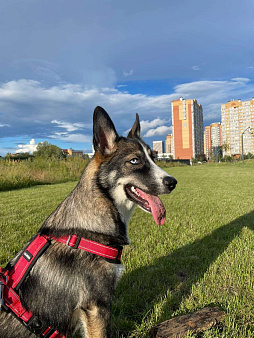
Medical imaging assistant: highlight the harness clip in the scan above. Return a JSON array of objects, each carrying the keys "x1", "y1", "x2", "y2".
[
  {"x1": 23, "y1": 315, "x2": 46, "y2": 335},
  {"x1": 66, "y1": 235, "x2": 81, "y2": 249}
]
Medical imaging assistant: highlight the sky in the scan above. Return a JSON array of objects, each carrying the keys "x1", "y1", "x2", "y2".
[{"x1": 0, "y1": 0, "x2": 254, "y2": 156}]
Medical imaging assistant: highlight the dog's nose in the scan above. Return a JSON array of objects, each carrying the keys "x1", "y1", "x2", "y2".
[{"x1": 163, "y1": 176, "x2": 177, "y2": 192}]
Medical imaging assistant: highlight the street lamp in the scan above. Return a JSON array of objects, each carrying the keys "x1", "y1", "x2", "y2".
[{"x1": 241, "y1": 126, "x2": 250, "y2": 164}]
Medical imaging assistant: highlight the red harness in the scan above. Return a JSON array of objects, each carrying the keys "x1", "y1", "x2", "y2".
[{"x1": 0, "y1": 234, "x2": 122, "y2": 337}]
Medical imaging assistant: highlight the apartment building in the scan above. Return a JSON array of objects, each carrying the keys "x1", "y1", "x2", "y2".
[
  {"x1": 165, "y1": 134, "x2": 173, "y2": 154},
  {"x1": 221, "y1": 99, "x2": 254, "y2": 156},
  {"x1": 172, "y1": 97, "x2": 204, "y2": 159},
  {"x1": 204, "y1": 126, "x2": 211, "y2": 158},
  {"x1": 204, "y1": 123, "x2": 222, "y2": 160},
  {"x1": 153, "y1": 141, "x2": 164, "y2": 154}
]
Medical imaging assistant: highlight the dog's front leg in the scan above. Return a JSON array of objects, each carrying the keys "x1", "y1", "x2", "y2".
[{"x1": 72, "y1": 305, "x2": 110, "y2": 338}]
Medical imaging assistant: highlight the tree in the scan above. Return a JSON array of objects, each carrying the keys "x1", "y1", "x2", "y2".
[
  {"x1": 197, "y1": 153, "x2": 207, "y2": 162},
  {"x1": 33, "y1": 141, "x2": 65, "y2": 159},
  {"x1": 221, "y1": 143, "x2": 230, "y2": 155},
  {"x1": 4, "y1": 152, "x2": 32, "y2": 161}
]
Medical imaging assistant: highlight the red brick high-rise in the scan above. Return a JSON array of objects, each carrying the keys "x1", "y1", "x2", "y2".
[{"x1": 172, "y1": 97, "x2": 204, "y2": 160}]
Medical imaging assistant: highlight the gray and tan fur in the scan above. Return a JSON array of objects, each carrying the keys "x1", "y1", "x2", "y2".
[{"x1": 0, "y1": 107, "x2": 177, "y2": 338}]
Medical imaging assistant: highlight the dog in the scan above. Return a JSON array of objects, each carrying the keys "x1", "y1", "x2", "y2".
[{"x1": 0, "y1": 106, "x2": 177, "y2": 338}]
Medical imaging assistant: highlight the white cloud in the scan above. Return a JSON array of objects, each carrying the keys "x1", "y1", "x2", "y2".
[
  {"x1": 231, "y1": 77, "x2": 250, "y2": 83},
  {"x1": 1, "y1": 77, "x2": 254, "y2": 148},
  {"x1": 0, "y1": 124, "x2": 10, "y2": 127},
  {"x1": 16, "y1": 139, "x2": 37, "y2": 154},
  {"x1": 173, "y1": 77, "x2": 254, "y2": 120},
  {"x1": 139, "y1": 118, "x2": 171, "y2": 137},
  {"x1": 174, "y1": 78, "x2": 251, "y2": 99},
  {"x1": 123, "y1": 69, "x2": 134, "y2": 77},
  {"x1": 116, "y1": 84, "x2": 128, "y2": 88},
  {"x1": 192, "y1": 65, "x2": 201, "y2": 71},
  {"x1": 50, "y1": 120, "x2": 90, "y2": 143},
  {"x1": 140, "y1": 118, "x2": 168, "y2": 133},
  {"x1": 0, "y1": 79, "x2": 174, "y2": 126},
  {"x1": 50, "y1": 132, "x2": 91, "y2": 143},
  {"x1": 144, "y1": 125, "x2": 170, "y2": 138},
  {"x1": 124, "y1": 117, "x2": 169, "y2": 136},
  {"x1": 51, "y1": 120, "x2": 86, "y2": 132},
  {"x1": 101, "y1": 88, "x2": 119, "y2": 93}
]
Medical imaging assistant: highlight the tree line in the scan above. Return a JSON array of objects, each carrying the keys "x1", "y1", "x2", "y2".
[{"x1": 3, "y1": 142, "x2": 89, "y2": 161}]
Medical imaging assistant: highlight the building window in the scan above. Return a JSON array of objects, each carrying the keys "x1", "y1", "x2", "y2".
[{"x1": 182, "y1": 102, "x2": 186, "y2": 120}]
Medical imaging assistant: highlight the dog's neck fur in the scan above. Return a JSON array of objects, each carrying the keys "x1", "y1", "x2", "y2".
[{"x1": 40, "y1": 156, "x2": 131, "y2": 246}]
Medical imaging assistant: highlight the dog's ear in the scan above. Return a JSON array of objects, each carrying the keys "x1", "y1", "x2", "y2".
[
  {"x1": 93, "y1": 106, "x2": 118, "y2": 155},
  {"x1": 127, "y1": 113, "x2": 141, "y2": 139}
]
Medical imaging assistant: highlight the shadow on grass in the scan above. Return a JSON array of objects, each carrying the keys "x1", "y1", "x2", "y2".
[{"x1": 113, "y1": 210, "x2": 254, "y2": 336}]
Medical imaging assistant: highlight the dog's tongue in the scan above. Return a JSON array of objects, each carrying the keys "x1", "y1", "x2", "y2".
[{"x1": 136, "y1": 188, "x2": 166, "y2": 225}]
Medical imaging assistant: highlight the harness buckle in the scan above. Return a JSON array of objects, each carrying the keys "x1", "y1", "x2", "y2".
[
  {"x1": 66, "y1": 235, "x2": 81, "y2": 249},
  {"x1": 115, "y1": 246, "x2": 123, "y2": 262},
  {"x1": 23, "y1": 315, "x2": 47, "y2": 335},
  {"x1": 109, "y1": 246, "x2": 123, "y2": 264}
]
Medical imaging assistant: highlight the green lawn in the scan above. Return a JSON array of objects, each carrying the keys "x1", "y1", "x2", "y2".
[{"x1": 0, "y1": 162, "x2": 254, "y2": 337}]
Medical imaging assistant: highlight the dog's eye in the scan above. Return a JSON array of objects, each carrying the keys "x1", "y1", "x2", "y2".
[{"x1": 129, "y1": 158, "x2": 140, "y2": 165}]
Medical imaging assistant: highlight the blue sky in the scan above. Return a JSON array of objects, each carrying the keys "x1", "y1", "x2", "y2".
[{"x1": 0, "y1": 0, "x2": 254, "y2": 156}]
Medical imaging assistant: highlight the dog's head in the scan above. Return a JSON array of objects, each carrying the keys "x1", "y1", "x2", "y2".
[{"x1": 93, "y1": 106, "x2": 177, "y2": 225}]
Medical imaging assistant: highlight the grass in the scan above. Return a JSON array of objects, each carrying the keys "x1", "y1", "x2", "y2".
[
  {"x1": 0, "y1": 157, "x2": 88, "y2": 191},
  {"x1": 0, "y1": 160, "x2": 254, "y2": 337}
]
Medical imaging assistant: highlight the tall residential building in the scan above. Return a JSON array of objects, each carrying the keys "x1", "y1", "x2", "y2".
[
  {"x1": 221, "y1": 99, "x2": 254, "y2": 156},
  {"x1": 153, "y1": 141, "x2": 164, "y2": 154},
  {"x1": 172, "y1": 97, "x2": 204, "y2": 159},
  {"x1": 165, "y1": 134, "x2": 173, "y2": 154},
  {"x1": 204, "y1": 127, "x2": 211, "y2": 158},
  {"x1": 204, "y1": 123, "x2": 222, "y2": 160}
]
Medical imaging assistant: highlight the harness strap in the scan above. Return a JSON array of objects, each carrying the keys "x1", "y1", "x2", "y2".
[
  {"x1": 0, "y1": 235, "x2": 65, "y2": 338},
  {"x1": 3, "y1": 284, "x2": 33, "y2": 321},
  {"x1": 50, "y1": 234, "x2": 123, "y2": 263},
  {"x1": 0, "y1": 233, "x2": 123, "y2": 337},
  {"x1": 2, "y1": 284, "x2": 59, "y2": 337},
  {"x1": 8, "y1": 234, "x2": 50, "y2": 291}
]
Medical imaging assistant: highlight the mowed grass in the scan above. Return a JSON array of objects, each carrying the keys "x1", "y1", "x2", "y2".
[{"x1": 0, "y1": 161, "x2": 254, "y2": 337}]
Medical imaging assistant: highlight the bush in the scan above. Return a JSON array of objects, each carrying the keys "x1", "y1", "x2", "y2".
[
  {"x1": 155, "y1": 160, "x2": 187, "y2": 168},
  {"x1": 221, "y1": 155, "x2": 233, "y2": 162}
]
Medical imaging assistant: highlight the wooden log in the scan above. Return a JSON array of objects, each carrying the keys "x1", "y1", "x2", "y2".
[{"x1": 150, "y1": 307, "x2": 225, "y2": 338}]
